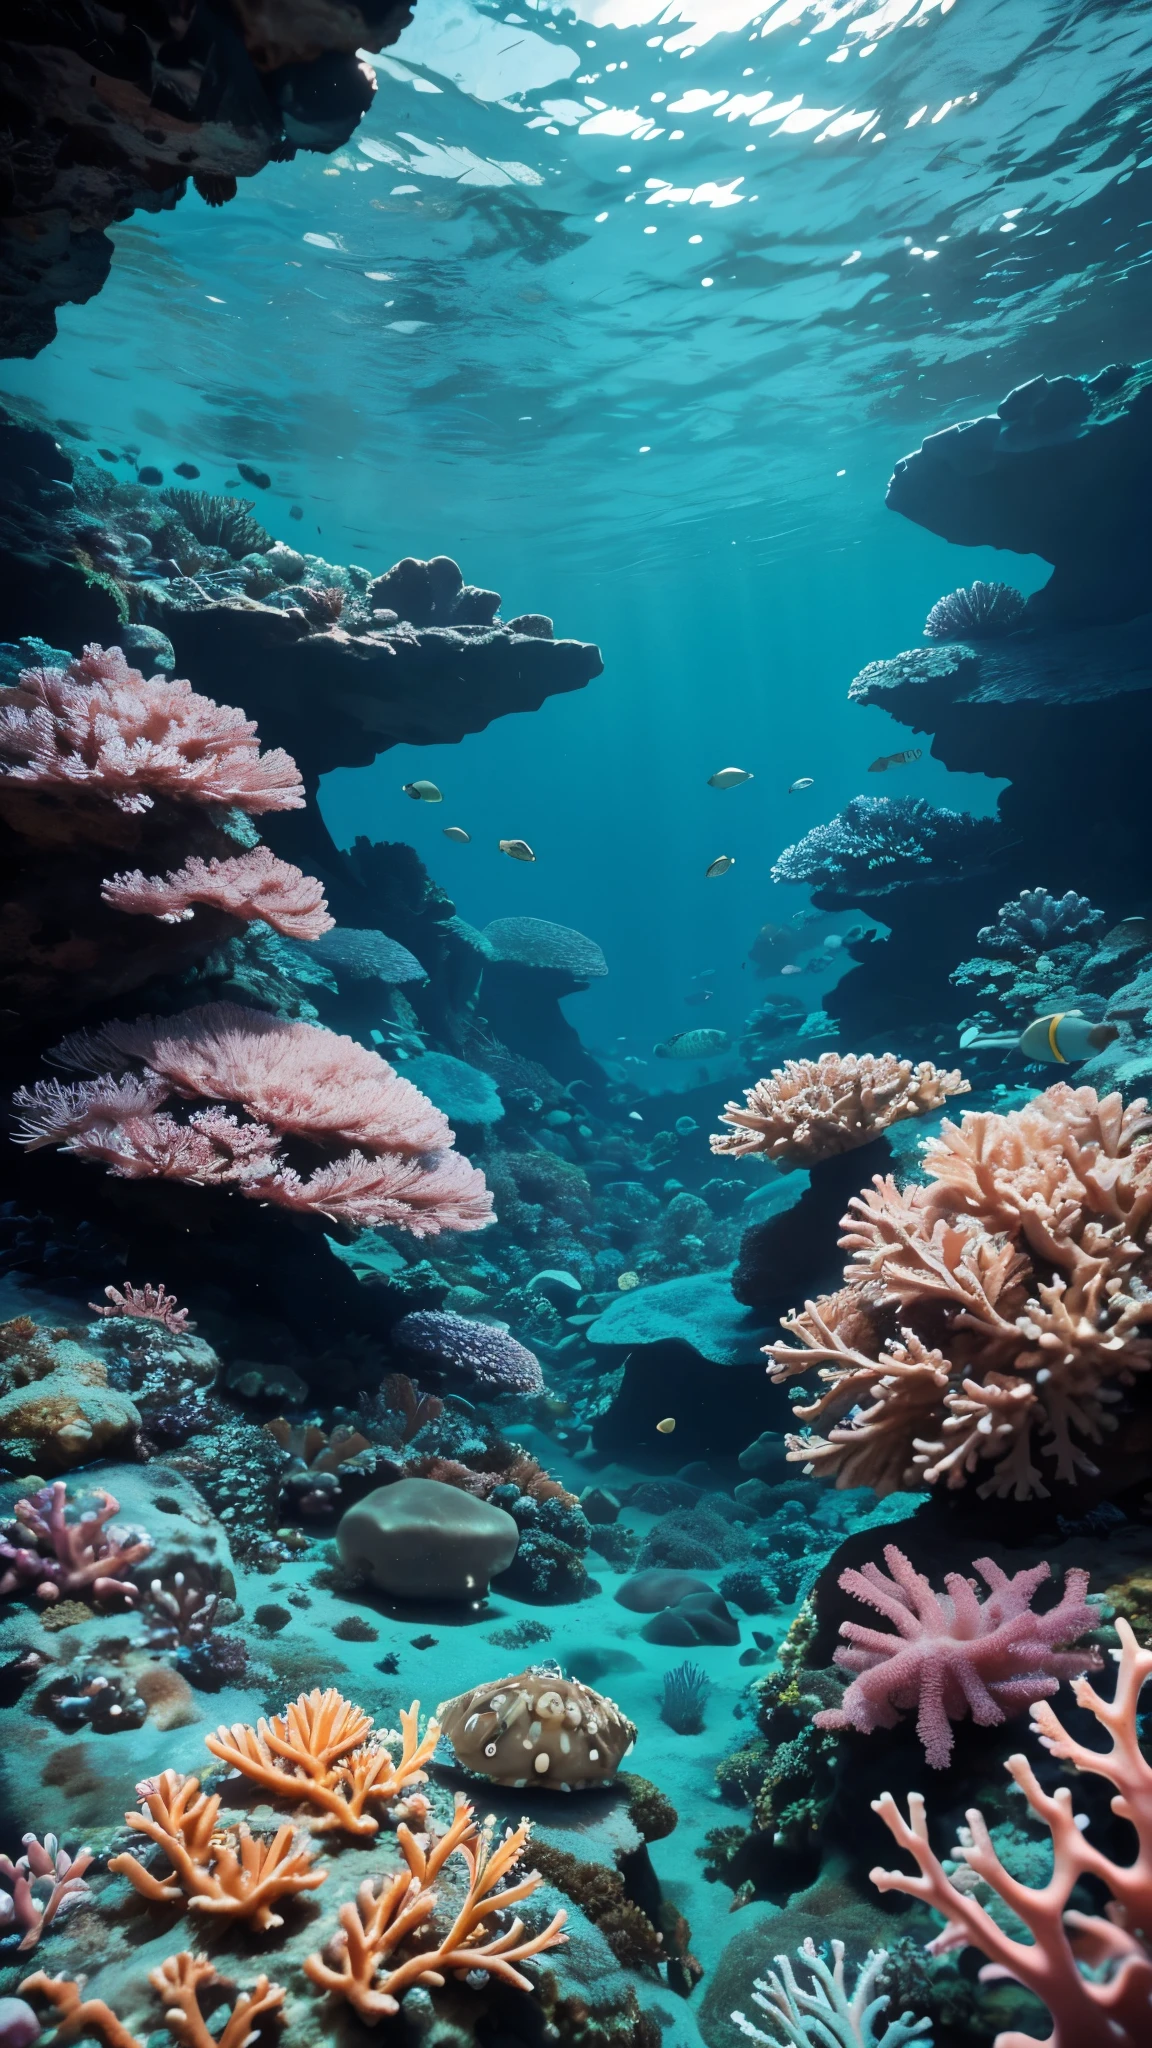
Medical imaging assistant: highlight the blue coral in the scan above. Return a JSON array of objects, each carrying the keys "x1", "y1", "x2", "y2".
[
  {"x1": 771, "y1": 796, "x2": 1004, "y2": 899},
  {"x1": 975, "y1": 887, "x2": 1105, "y2": 960}
]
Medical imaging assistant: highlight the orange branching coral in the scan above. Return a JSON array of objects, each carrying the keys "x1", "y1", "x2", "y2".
[
  {"x1": 870, "y1": 1619, "x2": 1152, "y2": 2048},
  {"x1": 203, "y1": 1692, "x2": 440, "y2": 1837},
  {"x1": 22, "y1": 1953, "x2": 286, "y2": 2048},
  {"x1": 767, "y1": 1084, "x2": 1152, "y2": 1500},
  {"x1": 108, "y1": 1769, "x2": 326, "y2": 1929},
  {"x1": 304, "y1": 1796, "x2": 567, "y2": 2020},
  {"x1": 711, "y1": 1051, "x2": 969, "y2": 1169}
]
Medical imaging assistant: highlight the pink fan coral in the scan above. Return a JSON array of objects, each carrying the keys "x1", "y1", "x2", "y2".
[
  {"x1": 871, "y1": 1618, "x2": 1152, "y2": 2048},
  {"x1": 712, "y1": 1052, "x2": 969, "y2": 1169},
  {"x1": 101, "y1": 848, "x2": 334, "y2": 941},
  {"x1": 0, "y1": 645, "x2": 304, "y2": 816},
  {"x1": 90, "y1": 1283, "x2": 192, "y2": 1335},
  {"x1": 766, "y1": 1083, "x2": 1152, "y2": 1500},
  {"x1": 816, "y1": 1544, "x2": 1099, "y2": 1768},
  {"x1": 12, "y1": 1004, "x2": 493, "y2": 1237},
  {"x1": 0, "y1": 1482, "x2": 152, "y2": 1605}
]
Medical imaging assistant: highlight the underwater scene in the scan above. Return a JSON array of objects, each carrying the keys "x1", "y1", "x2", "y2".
[{"x1": 3, "y1": 1, "x2": 1152, "y2": 2045}]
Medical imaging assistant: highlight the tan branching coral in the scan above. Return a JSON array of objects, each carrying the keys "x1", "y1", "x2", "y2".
[
  {"x1": 870, "y1": 1619, "x2": 1152, "y2": 2048},
  {"x1": 303, "y1": 1796, "x2": 567, "y2": 2020},
  {"x1": 767, "y1": 1083, "x2": 1152, "y2": 1499},
  {"x1": 203, "y1": 1691, "x2": 440, "y2": 1836},
  {"x1": 711, "y1": 1051, "x2": 969, "y2": 1169},
  {"x1": 22, "y1": 1953, "x2": 285, "y2": 2048},
  {"x1": 108, "y1": 1770, "x2": 326, "y2": 1929}
]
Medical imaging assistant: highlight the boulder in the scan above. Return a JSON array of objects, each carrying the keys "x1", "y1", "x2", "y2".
[
  {"x1": 0, "y1": 1332, "x2": 139, "y2": 1471},
  {"x1": 640, "y1": 1588, "x2": 740, "y2": 1647},
  {"x1": 336, "y1": 1478, "x2": 519, "y2": 1600},
  {"x1": 616, "y1": 1570, "x2": 713, "y2": 1613}
]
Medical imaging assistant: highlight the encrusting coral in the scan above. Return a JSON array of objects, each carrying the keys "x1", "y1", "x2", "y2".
[
  {"x1": 0, "y1": 1835, "x2": 94, "y2": 1951},
  {"x1": 712, "y1": 1053, "x2": 969, "y2": 1170},
  {"x1": 203, "y1": 1690, "x2": 441, "y2": 1836},
  {"x1": 730, "y1": 1937, "x2": 930, "y2": 2048},
  {"x1": 870, "y1": 1617, "x2": 1152, "y2": 2048},
  {"x1": 303, "y1": 1796, "x2": 567, "y2": 2019},
  {"x1": 108, "y1": 1770, "x2": 326, "y2": 1929},
  {"x1": 816, "y1": 1545, "x2": 1100, "y2": 1768},
  {"x1": 12, "y1": 1001, "x2": 494, "y2": 1234},
  {"x1": 767, "y1": 1083, "x2": 1152, "y2": 1499},
  {"x1": 101, "y1": 847, "x2": 334, "y2": 942},
  {"x1": 21, "y1": 1952, "x2": 285, "y2": 2048},
  {"x1": 0, "y1": 1482, "x2": 151, "y2": 1604}
]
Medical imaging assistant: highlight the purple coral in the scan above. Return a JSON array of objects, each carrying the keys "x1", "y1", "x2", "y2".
[
  {"x1": 923, "y1": 581, "x2": 1026, "y2": 640},
  {"x1": 394, "y1": 1309, "x2": 544, "y2": 1395},
  {"x1": 0, "y1": 1835, "x2": 93, "y2": 1951},
  {"x1": 815, "y1": 1545, "x2": 1099, "y2": 1768},
  {"x1": 0, "y1": 1483, "x2": 152, "y2": 1606}
]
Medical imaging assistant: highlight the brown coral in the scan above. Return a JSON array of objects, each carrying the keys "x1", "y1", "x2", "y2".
[
  {"x1": 303, "y1": 1797, "x2": 566, "y2": 2019},
  {"x1": 767, "y1": 1083, "x2": 1152, "y2": 1499},
  {"x1": 711, "y1": 1052, "x2": 969, "y2": 1169},
  {"x1": 108, "y1": 1770, "x2": 326, "y2": 1929},
  {"x1": 203, "y1": 1691, "x2": 439, "y2": 1836}
]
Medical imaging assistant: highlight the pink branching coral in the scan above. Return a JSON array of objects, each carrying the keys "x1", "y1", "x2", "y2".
[
  {"x1": 0, "y1": 1482, "x2": 152, "y2": 1604},
  {"x1": 871, "y1": 1617, "x2": 1152, "y2": 2048},
  {"x1": 12, "y1": 1004, "x2": 494, "y2": 1236},
  {"x1": 0, "y1": 645, "x2": 304, "y2": 816},
  {"x1": 817, "y1": 1544, "x2": 1100, "y2": 1768},
  {"x1": 101, "y1": 847, "x2": 334, "y2": 941},
  {"x1": 712, "y1": 1052, "x2": 969, "y2": 1169},
  {"x1": 767, "y1": 1084, "x2": 1152, "y2": 1499},
  {"x1": 0, "y1": 1834, "x2": 94, "y2": 1951},
  {"x1": 89, "y1": 1283, "x2": 192, "y2": 1334}
]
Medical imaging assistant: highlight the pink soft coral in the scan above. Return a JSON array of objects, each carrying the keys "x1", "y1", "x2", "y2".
[
  {"x1": 871, "y1": 1618, "x2": 1152, "y2": 2047},
  {"x1": 101, "y1": 848, "x2": 334, "y2": 941},
  {"x1": 816, "y1": 1543, "x2": 1100, "y2": 1768},
  {"x1": 90, "y1": 1283, "x2": 192, "y2": 1335},
  {"x1": 0, "y1": 645, "x2": 304, "y2": 816},
  {"x1": 12, "y1": 1004, "x2": 494, "y2": 1237},
  {"x1": 0, "y1": 1482, "x2": 153, "y2": 1605}
]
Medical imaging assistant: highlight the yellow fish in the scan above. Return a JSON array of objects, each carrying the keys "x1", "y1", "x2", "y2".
[
  {"x1": 403, "y1": 779, "x2": 442, "y2": 802},
  {"x1": 499, "y1": 838, "x2": 536, "y2": 862},
  {"x1": 705, "y1": 854, "x2": 735, "y2": 878},
  {"x1": 443, "y1": 826, "x2": 471, "y2": 842}
]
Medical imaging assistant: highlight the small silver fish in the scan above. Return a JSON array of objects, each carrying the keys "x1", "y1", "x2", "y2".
[
  {"x1": 403, "y1": 779, "x2": 442, "y2": 803},
  {"x1": 499, "y1": 838, "x2": 536, "y2": 862},
  {"x1": 707, "y1": 766, "x2": 753, "y2": 790},
  {"x1": 443, "y1": 826, "x2": 471, "y2": 843},
  {"x1": 788, "y1": 777, "x2": 814, "y2": 793},
  {"x1": 654, "y1": 1027, "x2": 730, "y2": 1059},
  {"x1": 705, "y1": 854, "x2": 735, "y2": 879}
]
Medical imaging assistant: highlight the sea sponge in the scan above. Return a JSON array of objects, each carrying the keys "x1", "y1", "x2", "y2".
[
  {"x1": 712, "y1": 1052, "x2": 969, "y2": 1169},
  {"x1": 437, "y1": 1666, "x2": 636, "y2": 1789}
]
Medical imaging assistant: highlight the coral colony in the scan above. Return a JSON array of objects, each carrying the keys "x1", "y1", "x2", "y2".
[{"x1": 3, "y1": 265, "x2": 1152, "y2": 2048}]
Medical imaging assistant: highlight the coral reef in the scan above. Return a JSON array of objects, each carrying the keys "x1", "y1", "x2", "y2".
[
  {"x1": 767, "y1": 1082, "x2": 1152, "y2": 1499},
  {"x1": 90, "y1": 1283, "x2": 191, "y2": 1334},
  {"x1": 0, "y1": 1836, "x2": 93, "y2": 1951},
  {"x1": 21, "y1": 1953, "x2": 285, "y2": 2048},
  {"x1": 302, "y1": 1798, "x2": 567, "y2": 2019},
  {"x1": 771, "y1": 797, "x2": 1005, "y2": 901},
  {"x1": 437, "y1": 1668, "x2": 636, "y2": 1787},
  {"x1": 108, "y1": 1770, "x2": 326, "y2": 1929},
  {"x1": 731, "y1": 1938, "x2": 930, "y2": 2048},
  {"x1": 203, "y1": 1690, "x2": 439, "y2": 1836},
  {"x1": 871, "y1": 1618, "x2": 1152, "y2": 2048},
  {"x1": 817, "y1": 1545, "x2": 1099, "y2": 1768},
  {"x1": 394, "y1": 1309, "x2": 544, "y2": 1394},
  {"x1": 923, "y1": 582, "x2": 1025, "y2": 641},
  {"x1": 975, "y1": 887, "x2": 1106, "y2": 960},
  {"x1": 483, "y1": 918, "x2": 609, "y2": 986},
  {"x1": 101, "y1": 847, "x2": 333, "y2": 942},
  {"x1": 0, "y1": 1481, "x2": 150, "y2": 1602},
  {"x1": 14, "y1": 1002, "x2": 493, "y2": 1234},
  {"x1": 712, "y1": 1054, "x2": 968, "y2": 1169}
]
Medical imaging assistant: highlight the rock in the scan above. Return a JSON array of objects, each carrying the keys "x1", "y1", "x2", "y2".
[
  {"x1": 528, "y1": 1269, "x2": 584, "y2": 1306},
  {"x1": 586, "y1": 1271, "x2": 776, "y2": 1366},
  {"x1": 886, "y1": 361, "x2": 1152, "y2": 624},
  {"x1": 616, "y1": 1570, "x2": 714, "y2": 1613},
  {"x1": 265, "y1": 541, "x2": 307, "y2": 582},
  {"x1": 0, "y1": 1331, "x2": 139, "y2": 1471},
  {"x1": 336, "y1": 1478, "x2": 520, "y2": 1600},
  {"x1": 641, "y1": 1589, "x2": 740, "y2": 1647},
  {"x1": 80, "y1": 1461, "x2": 238, "y2": 1596},
  {"x1": 733, "y1": 1478, "x2": 777, "y2": 1515},
  {"x1": 580, "y1": 1487, "x2": 621, "y2": 1525},
  {"x1": 117, "y1": 625, "x2": 175, "y2": 672},
  {"x1": 738, "y1": 1431, "x2": 793, "y2": 1481},
  {"x1": 0, "y1": 1997, "x2": 41, "y2": 2048},
  {"x1": 403, "y1": 1051, "x2": 503, "y2": 1127},
  {"x1": 225, "y1": 1359, "x2": 310, "y2": 1407}
]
